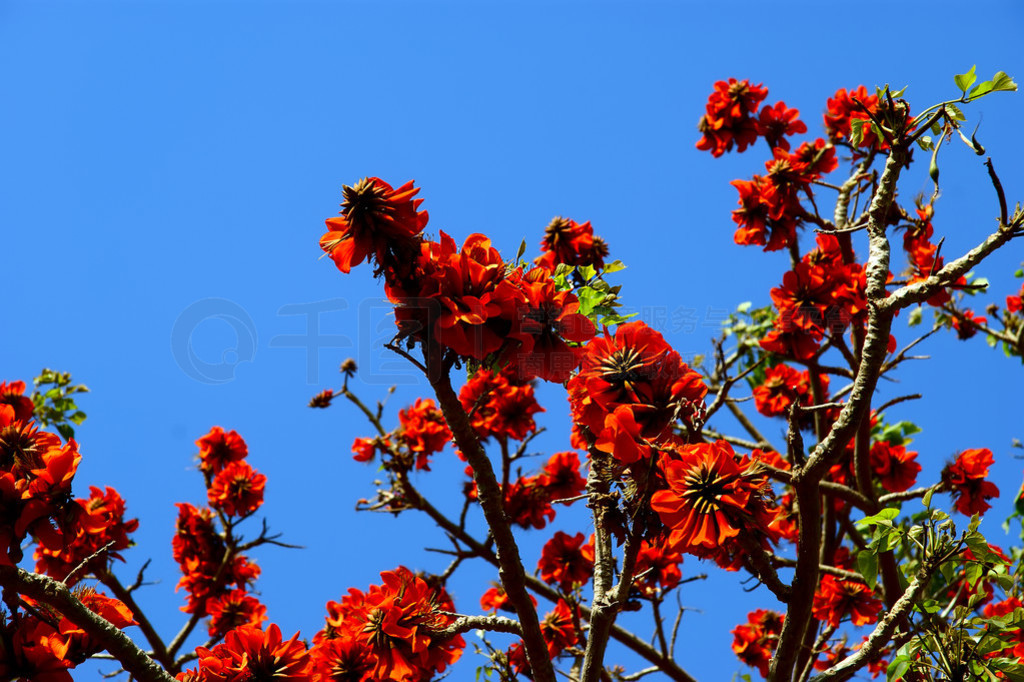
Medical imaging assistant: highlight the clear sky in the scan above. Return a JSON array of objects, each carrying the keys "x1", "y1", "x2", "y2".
[{"x1": 3, "y1": 1, "x2": 1024, "y2": 679}]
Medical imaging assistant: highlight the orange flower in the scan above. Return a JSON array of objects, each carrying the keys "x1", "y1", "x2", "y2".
[
  {"x1": 190, "y1": 623, "x2": 310, "y2": 681},
  {"x1": 320, "y1": 177, "x2": 428, "y2": 277},
  {"x1": 537, "y1": 531, "x2": 594, "y2": 592},
  {"x1": 651, "y1": 440, "x2": 772, "y2": 551},
  {"x1": 732, "y1": 609, "x2": 784, "y2": 678},
  {"x1": 207, "y1": 461, "x2": 266, "y2": 518},
  {"x1": 195, "y1": 426, "x2": 248, "y2": 474},
  {"x1": 206, "y1": 589, "x2": 268, "y2": 638},
  {"x1": 942, "y1": 448, "x2": 999, "y2": 516},
  {"x1": 811, "y1": 575, "x2": 882, "y2": 628},
  {"x1": 0, "y1": 380, "x2": 34, "y2": 422},
  {"x1": 317, "y1": 566, "x2": 464, "y2": 681}
]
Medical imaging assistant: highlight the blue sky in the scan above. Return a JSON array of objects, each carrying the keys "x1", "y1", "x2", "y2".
[{"x1": 3, "y1": 1, "x2": 1024, "y2": 679}]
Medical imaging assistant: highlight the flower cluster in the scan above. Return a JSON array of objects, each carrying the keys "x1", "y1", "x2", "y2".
[
  {"x1": 942, "y1": 448, "x2": 1000, "y2": 516},
  {"x1": 312, "y1": 567, "x2": 464, "y2": 682},
  {"x1": 467, "y1": 451, "x2": 587, "y2": 531},
  {"x1": 397, "y1": 398, "x2": 451, "y2": 471},
  {"x1": 506, "y1": 600, "x2": 580, "y2": 675},
  {"x1": 811, "y1": 575, "x2": 883, "y2": 628},
  {"x1": 760, "y1": 235, "x2": 871, "y2": 360},
  {"x1": 0, "y1": 377, "x2": 137, "y2": 680},
  {"x1": 178, "y1": 623, "x2": 310, "y2": 682},
  {"x1": 320, "y1": 180, "x2": 598, "y2": 382},
  {"x1": 651, "y1": 441, "x2": 778, "y2": 561},
  {"x1": 173, "y1": 427, "x2": 267, "y2": 636},
  {"x1": 0, "y1": 384, "x2": 81, "y2": 566},
  {"x1": 732, "y1": 609, "x2": 784, "y2": 677},
  {"x1": 536, "y1": 531, "x2": 595, "y2": 592},
  {"x1": 0, "y1": 590, "x2": 136, "y2": 682},
  {"x1": 569, "y1": 321, "x2": 707, "y2": 465},
  {"x1": 34, "y1": 485, "x2": 139, "y2": 582},
  {"x1": 459, "y1": 367, "x2": 544, "y2": 442},
  {"x1": 535, "y1": 216, "x2": 608, "y2": 270},
  {"x1": 901, "y1": 204, "x2": 967, "y2": 307},
  {"x1": 695, "y1": 78, "x2": 770, "y2": 157},
  {"x1": 752, "y1": 363, "x2": 831, "y2": 427}
]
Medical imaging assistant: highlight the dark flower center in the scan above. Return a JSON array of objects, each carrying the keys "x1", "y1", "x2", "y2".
[
  {"x1": 681, "y1": 463, "x2": 731, "y2": 515},
  {"x1": 599, "y1": 347, "x2": 646, "y2": 391}
]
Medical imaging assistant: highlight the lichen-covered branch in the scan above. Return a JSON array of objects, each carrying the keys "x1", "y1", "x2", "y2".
[{"x1": 0, "y1": 566, "x2": 174, "y2": 682}]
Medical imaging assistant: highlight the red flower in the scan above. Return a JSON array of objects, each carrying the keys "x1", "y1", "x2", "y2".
[
  {"x1": 535, "y1": 217, "x2": 608, "y2": 270},
  {"x1": 756, "y1": 101, "x2": 807, "y2": 150},
  {"x1": 480, "y1": 584, "x2": 537, "y2": 614},
  {"x1": 730, "y1": 175, "x2": 797, "y2": 252},
  {"x1": 351, "y1": 436, "x2": 383, "y2": 463},
  {"x1": 651, "y1": 441, "x2": 773, "y2": 551},
  {"x1": 320, "y1": 177, "x2": 428, "y2": 277},
  {"x1": 572, "y1": 321, "x2": 707, "y2": 440},
  {"x1": 207, "y1": 461, "x2": 267, "y2": 518},
  {"x1": 317, "y1": 567, "x2": 464, "y2": 682},
  {"x1": 308, "y1": 636, "x2": 375, "y2": 682},
  {"x1": 506, "y1": 268, "x2": 596, "y2": 383},
  {"x1": 537, "y1": 531, "x2": 594, "y2": 592},
  {"x1": 205, "y1": 589, "x2": 268, "y2": 638},
  {"x1": 951, "y1": 309, "x2": 987, "y2": 340},
  {"x1": 792, "y1": 139, "x2": 838, "y2": 178},
  {"x1": 732, "y1": 609, "x2": 784, "y2": 678},
  {"x1": 696, "y1": 79, "x2": 768, "y2": 157},
  {"x1": 60, "y1": 589, "x2": 137, "y2": 655},
  {"x1": 189, "y1": 623, "x2": 310, "y2": 681},
  {"x1": 593, "y1": 404, "x2": 652, "y2": 465},
  {"x1": 35, "y1": 486, "x2": 139, "y2": 582},
  {"x1": 759, "y1": 326, "x2": 821, "y2": 362},
  {"x1": 869, "y1": 442, "x2": 921, "y2": 493},
  {"x1": 502, "y1": 476, "x2": 556, "y2": 530},
  {"x1": 942, "y1": 448, "x2": 999, "y2": 515},
  {"x1": 539, "y1": 600, "x2": 579, "y2": 658},
  {"x1": 752, "y1": 364, "x2": 828, "y2": 422},
  {"x1": 195, "y1": 426, "x2": 248, "y2": 474},
  {"x1": 633, "y1": 540, "x2": 683, "y2": 597},
  {"x1": 0, "y1": 381, "x2": 34, "y2": 422},
  {"x1": 1007, "y1": 282, "x2": 1024, "y2": 314},
  {"x1": 811, "y1": 575, "x2": 882, "y2": 628},
  {"x1": 459, "y1": 368, "x2": 544, "y2": 442},
  {"x1": 824, "y1": 86, "x2": 880, "y2": 148},
  {"x1": 397, "y1": 398, "x2": 451, "y2": 470},
  {"x1": 537, "y1": 451, "x2": 586, "y2": 504},
  {"x1": 430, "y1": 232, "x2": 517, "y2": 360}
]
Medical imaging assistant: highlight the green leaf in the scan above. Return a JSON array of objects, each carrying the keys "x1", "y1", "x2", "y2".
[
  {"x1": 578, "y1": 264, "x2": 597, "y2": 282},
  {"x1": 970, "y1": 71, "x2": 1018, "y2": 100},
  {"x1": 56, "y1": 423, "x2": 74, "y2": 440},
  {"x1": 946, "y1": 103, "x2": 966, "y2": 121},
  {"x1": 915, "y1": 135, "x2": 934, "y2": 152},
  {"x1": 887, "y1": 656, "x2": 911, "y2": 681},
  {"x1": 602, "y1": 260, "x2": 626, "y2": 275},
  {"x1": 858, "y1": 550, "x2": 879, "y2": 590},
  {"x1": 849, "y1": 119, "x2": 865, "y2": 147},
  {"x1": 858, "y1": 508, "x2": 901, "y2": 529},
  {"x1": 908, "y1": 307, "x2": 923, "y2": 327},
  {"x1": 990, "y1": 71, "x2": 1018, "y2": 92},
  {"x1": 955, "y1": 65, "x2": 978, "y2": 93},
  {"x1": 923, "y1": 487, "x2": 935, "y2": 509}
]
